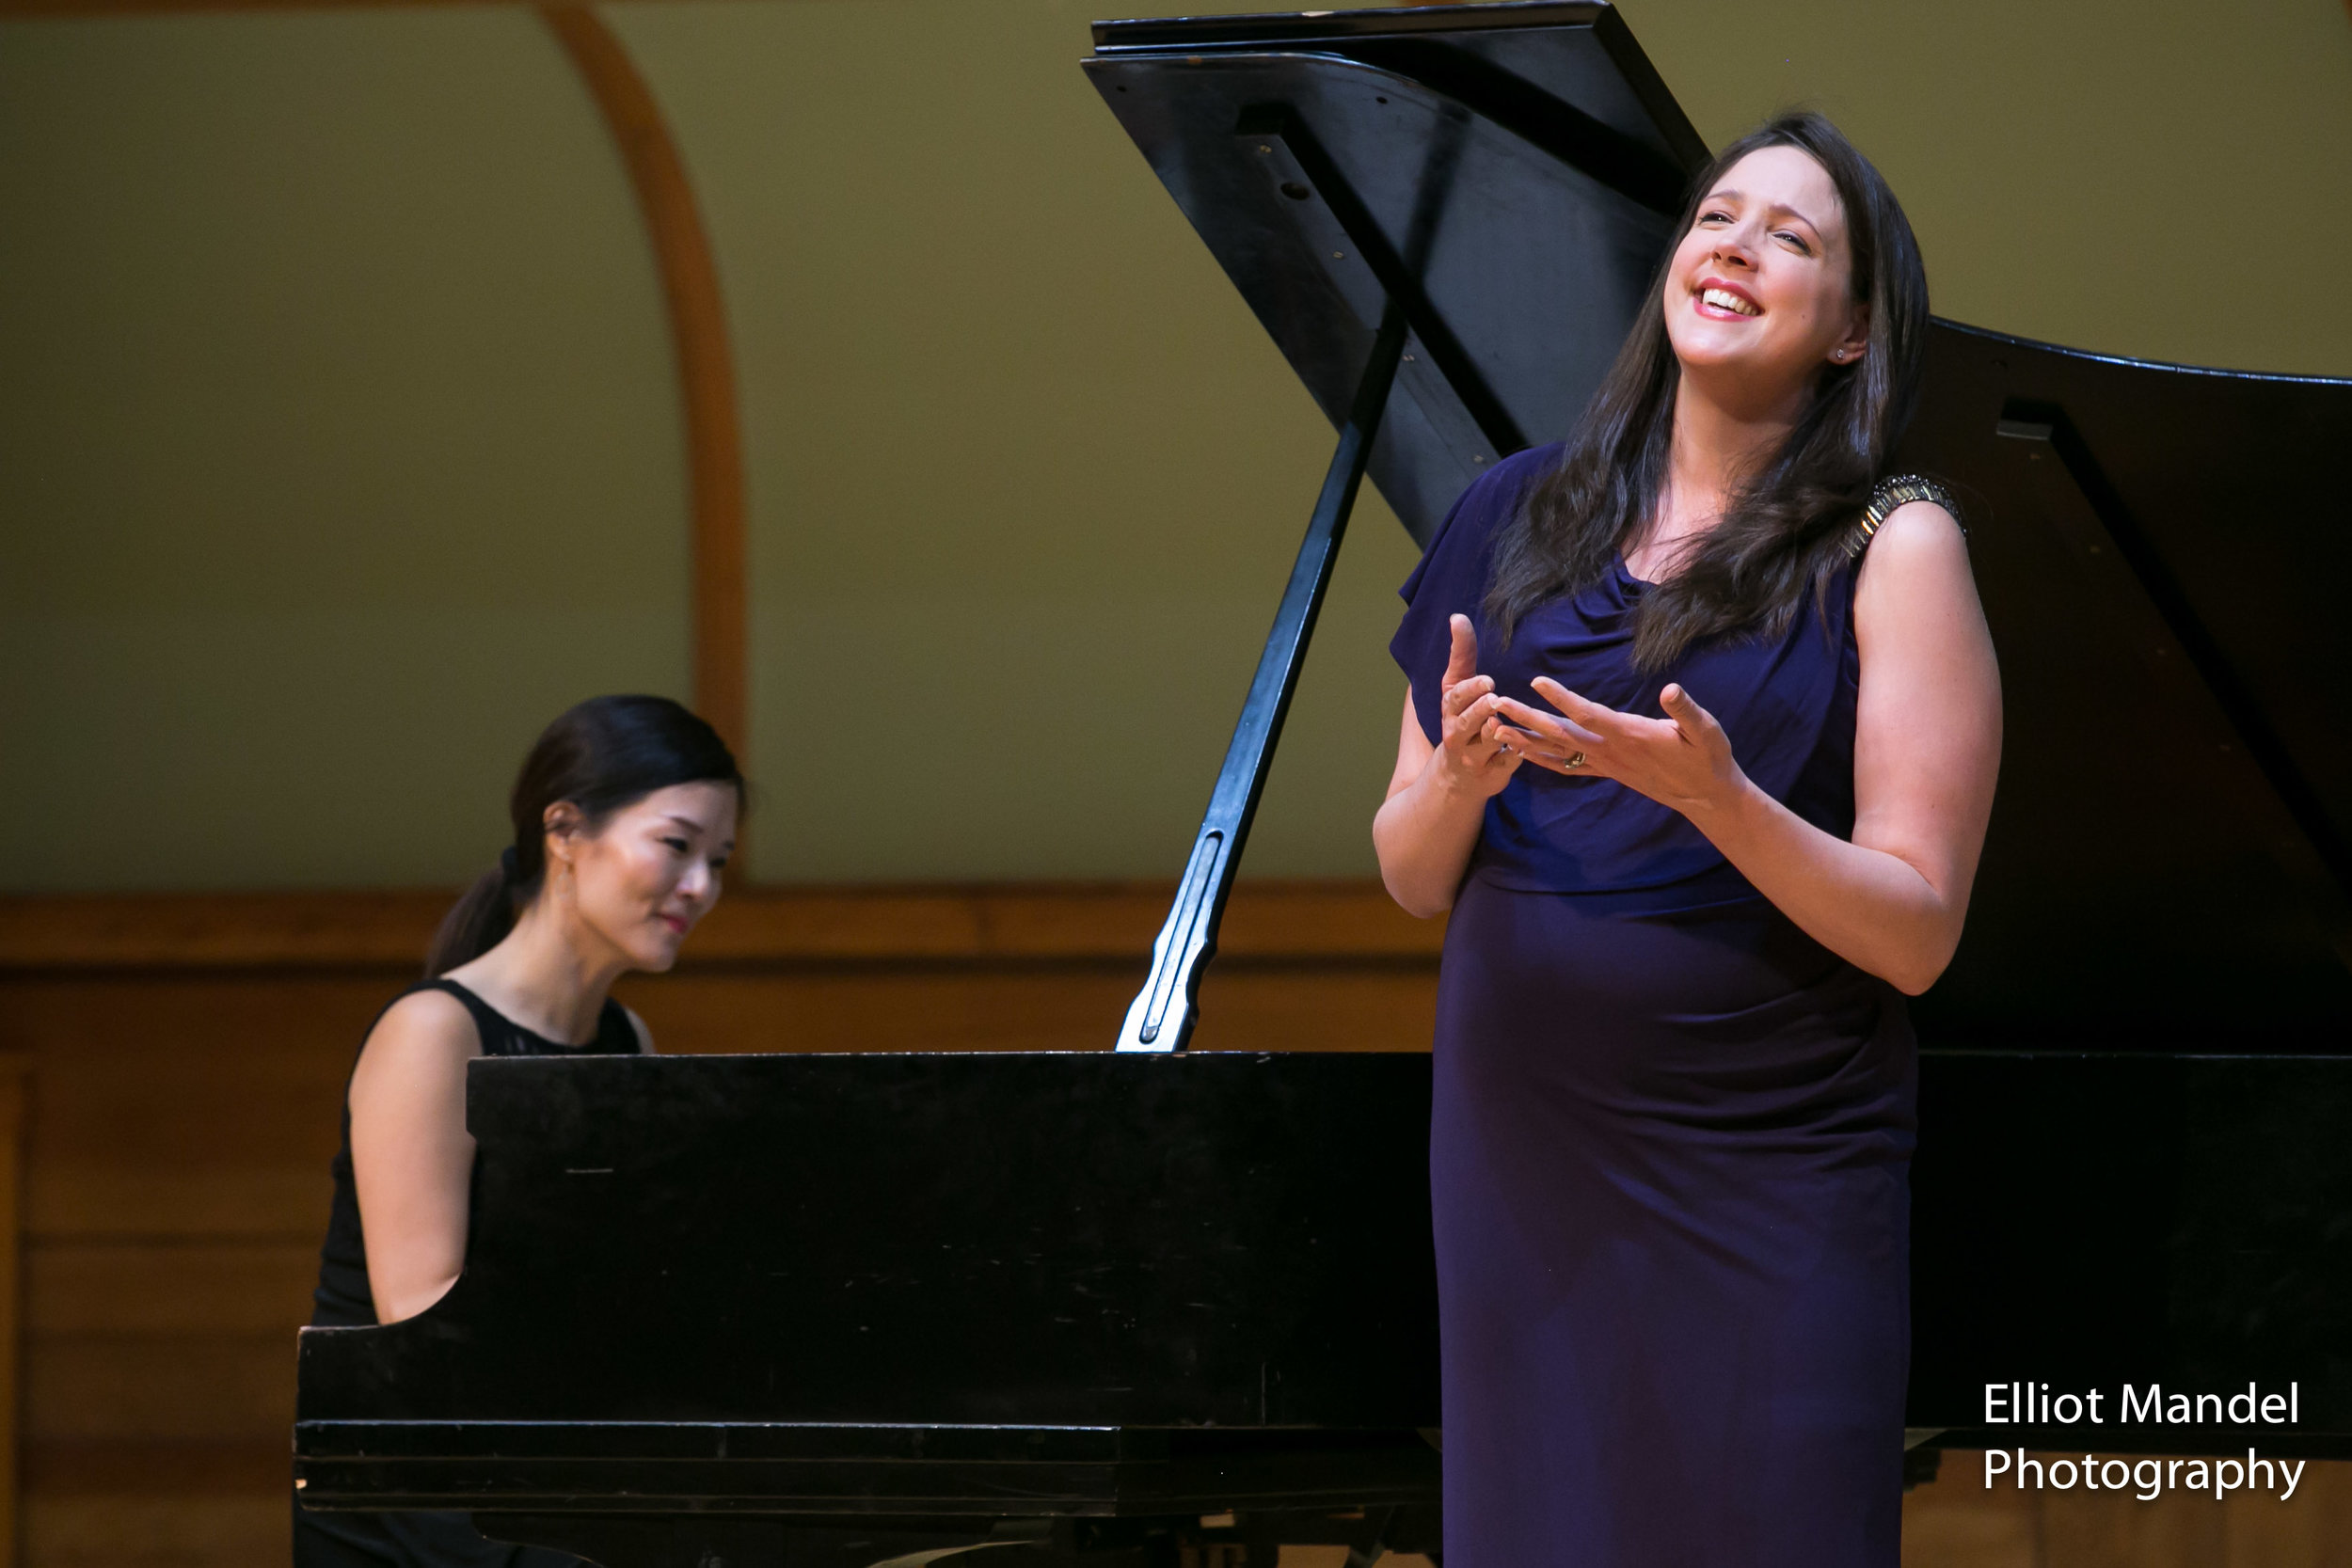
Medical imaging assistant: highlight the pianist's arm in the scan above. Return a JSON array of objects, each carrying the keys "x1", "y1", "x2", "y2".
[{"x1": 346, "y1": 988, "x2": 480, "y2": 1323}]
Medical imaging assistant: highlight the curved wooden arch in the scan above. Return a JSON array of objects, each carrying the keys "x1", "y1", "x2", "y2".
[{"x1": 541, "y1": 4, "x2": 749, "y2": 771}]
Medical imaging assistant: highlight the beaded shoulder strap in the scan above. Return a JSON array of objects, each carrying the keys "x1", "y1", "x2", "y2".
[{"x1": 1847, "y1": 473, "x2": 1964, "y2": 559}]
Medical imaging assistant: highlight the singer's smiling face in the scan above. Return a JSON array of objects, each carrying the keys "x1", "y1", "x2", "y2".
[{"x1": 1663, "y1": 144, "x2": 1867, "y2": 394}]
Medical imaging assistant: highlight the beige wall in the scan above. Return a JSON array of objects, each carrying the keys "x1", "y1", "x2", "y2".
[
  {"x1": 1642, "y1": 0, "x2": 2352, "y2": 378},
  {"x1": 2, "y1": 0, "x2": 2347, "y2": 892},
  {"x1": 0, "y1": 10, "x2": 691, "y2": 892},
  {"x1": 610, "y1": 0, "x2": 1424, "y2": 881}
]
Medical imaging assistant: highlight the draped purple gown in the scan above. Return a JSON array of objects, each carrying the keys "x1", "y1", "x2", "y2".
[{"x1": 1390, "y1": 445, "x2": 1915, "y2": 1567}]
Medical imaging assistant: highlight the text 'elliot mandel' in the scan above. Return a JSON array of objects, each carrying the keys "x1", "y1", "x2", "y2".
[{"x1": 1979, "y1": 1383, "x2": 2306, "y2": 1501}]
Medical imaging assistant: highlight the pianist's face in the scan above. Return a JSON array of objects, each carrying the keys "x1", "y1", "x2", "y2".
[
  {"x1": 555, "y1": 781, "x2": 738, "y2": 973},
  {"x1": 1665, "y1": 146, "x2": 1867, "y2": 407}
]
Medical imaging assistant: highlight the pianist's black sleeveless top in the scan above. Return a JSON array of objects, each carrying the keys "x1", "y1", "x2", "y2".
[{"x1": 310, "y1": 978, "x2": 642, "y2": 1327}]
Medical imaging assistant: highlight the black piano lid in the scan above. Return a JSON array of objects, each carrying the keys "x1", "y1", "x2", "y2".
[
  {"x1": 1087, "y1": 3, "x2": 1704, "y2": 546},
  {"x1": 1895, "y1": 327, "x2": 2352, "y2": 1047},
  {"x1": 1089, "y1": 4, "x2": 2352, "y2": 1048}
]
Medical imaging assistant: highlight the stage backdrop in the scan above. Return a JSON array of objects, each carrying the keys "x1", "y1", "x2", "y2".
[{"x1": 3, "y1": 3, "x2": 2351, "y2": 1567}]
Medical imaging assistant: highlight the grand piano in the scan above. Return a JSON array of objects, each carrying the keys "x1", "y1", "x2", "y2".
[{"x1": 294, "y1": 5, "x2": 2352, "y2": 1563}]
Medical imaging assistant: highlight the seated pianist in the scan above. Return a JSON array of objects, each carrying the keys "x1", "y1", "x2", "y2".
[{"x1": 295, "y1": 695, "x2": 742, "y2": 1568}]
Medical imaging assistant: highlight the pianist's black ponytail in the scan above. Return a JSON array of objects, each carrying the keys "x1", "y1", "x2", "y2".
[
  {"x1": 1486, "y1": 111, "x2": 1931, "y2": 668},
  {"x1": 425, "y1": 695, "x2": 743, "y2": 976}
]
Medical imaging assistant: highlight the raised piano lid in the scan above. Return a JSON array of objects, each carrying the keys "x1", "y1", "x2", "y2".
[
  {"x1": 1089, "y1": 2, "x2": 1703, "y2": 547},
  {"x1": 1088, "y1": 3, "x2": 2352, "y2": 1050}
]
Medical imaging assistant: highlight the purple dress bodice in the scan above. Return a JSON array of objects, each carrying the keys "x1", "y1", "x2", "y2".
[{"x1": 1391, "y1": 441, "x2": 1863, "y2": 904}]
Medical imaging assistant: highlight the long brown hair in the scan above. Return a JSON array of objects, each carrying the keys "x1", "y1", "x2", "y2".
[
  {"x1": 1484, "y1": 112, "x2": 1930, "y2": 668},
  {"x1": 424, "y1": 695, "x2": 742, "y2": 976}
]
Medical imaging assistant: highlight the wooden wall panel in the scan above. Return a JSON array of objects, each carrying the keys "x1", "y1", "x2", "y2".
[
  {"x1": 0, "y1": 882, "x2": 1442, "y2": 1568},
  {"x1": 0, "y1": 1059, "x2": 26, "y2": 1568},
  {"x1": 618, "y1": 968, "x2": 1148, "y2": 1056},
  {"x1": 1903, "y1": 1448, "x2": 2352, "y2": 1566},
  {"x1": 26, "y1": 1242, "x2": 316, "y2": 1338},
  {"x1": 2221, "y1": 1468, "x2": 2352, "y2": 1562},
  {"x1": 7, "y1": 886, "x2": 2351, "y2": 1565},
  {"x1": 0, "y1": 883, "x2": 1445, "y2": 970},
  {"x1": 27, "y1": 1338, "x2": 292, "y2": 1445},
  {"x1": 21, "y1": 1496, "x2": 284, "y2": 1568},
  {"x1": 2040, "y1": 1482, "x2": 2226, "y2": 1567},
  {"x1": 1904, "y1": 1449, "x2": 2041, "y2": 1568},
  {"x1": 613, "y1": 962, "x2": 1439, "y2": 1058},
  {"x1": 1, "y1": 976, "x2": 373, "y2": 1239}
]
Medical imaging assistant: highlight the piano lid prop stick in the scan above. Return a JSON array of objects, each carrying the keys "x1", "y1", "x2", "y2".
[{"x1": 1116, "y1": 302, "x2": 1412, "y2": 1053}]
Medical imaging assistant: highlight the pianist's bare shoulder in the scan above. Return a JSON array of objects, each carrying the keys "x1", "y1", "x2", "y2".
[{"x1": 347, "y1": 988, "x2": 482, "y2": 1323}]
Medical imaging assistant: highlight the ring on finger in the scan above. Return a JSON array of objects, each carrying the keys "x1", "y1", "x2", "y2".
[{"x1": 1563, "y1": 751, "x2": 1588, "y2": 769}]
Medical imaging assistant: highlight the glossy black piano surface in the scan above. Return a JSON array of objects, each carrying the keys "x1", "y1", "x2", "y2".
[
  {"x1": 296, "y1": 4, "x2": 2352, "y2": 1562},
  {"x1": 299, "y1": 1053, "x2": 1442, "y2": 1562}
]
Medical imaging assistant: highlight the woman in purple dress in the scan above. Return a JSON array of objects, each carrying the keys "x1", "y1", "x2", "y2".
[{"x1": 1375, "y1": 115, "x2": 2001, "y2": 1565}]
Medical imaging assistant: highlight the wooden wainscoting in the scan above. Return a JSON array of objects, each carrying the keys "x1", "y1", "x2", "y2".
[
  {"x1": 0, "y1": 882, "x2": 1440, "y2": 1568},
  {"x1": 1902, "y1": 1448, "x2": 2352, "y2": 1566},
  {"x1": 4, "y1": 885, "x2": 2350, "y2": 1567}
]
